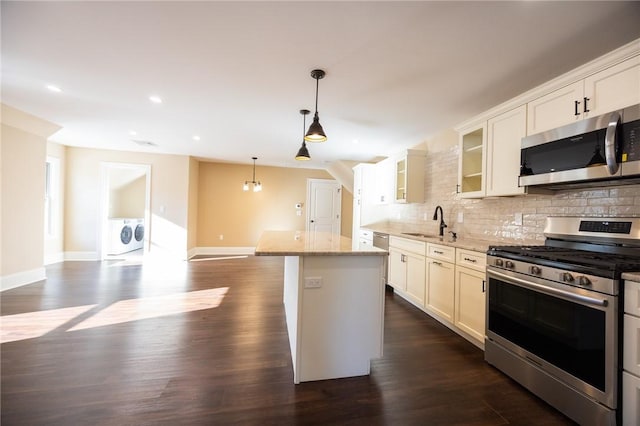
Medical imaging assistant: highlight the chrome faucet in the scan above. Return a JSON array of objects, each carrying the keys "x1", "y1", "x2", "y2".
[{"x1": 433, "y1": 205, "x2": 447, "y2": 237}]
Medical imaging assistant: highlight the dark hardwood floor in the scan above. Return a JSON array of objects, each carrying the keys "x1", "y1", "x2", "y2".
[{"x1": 1, "y1": 256, "x2": 575, "y2": 425}]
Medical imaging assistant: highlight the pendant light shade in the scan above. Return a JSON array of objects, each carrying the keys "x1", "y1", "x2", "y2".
[
  {"x1": 243, "y1": 157, "x2": 262, "y2": 192},
  {"x1": 295, "y1": 109, "x2": 311, "y2": 161},
  {"x1": 304, "y1": 69, "x2": 327, "y2": 142}
]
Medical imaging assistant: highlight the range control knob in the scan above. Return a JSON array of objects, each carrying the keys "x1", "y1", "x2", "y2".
[
  {"x1": 530, "y1": 265, "x2": 542, "y2": 275},
  {"x1": 505, "y1": 260, "x2": 515, "y2": 269},
  {"x1": 562, "y1": 272, "x2": 575, "y2": 283},
  {"x1": 495, "y1": 259, "x2": 504, "y2": 267},
  {"x1": 578, "y1": 276, "x2": 592, "y2": 286}
]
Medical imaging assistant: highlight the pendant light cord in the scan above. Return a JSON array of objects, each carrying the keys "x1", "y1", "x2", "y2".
[{"x1": 314, "y1": 77, "x2": 319, "y2": 115}]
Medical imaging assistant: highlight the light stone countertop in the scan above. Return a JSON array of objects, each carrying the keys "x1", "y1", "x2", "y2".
[
  {"x1": 361, "y1": 224, "x2": 541, "y2": 253},
  {"x1": 623, "y1": 272, "x2": 640, "y2": 282},
  {"x1": 255, "y1": 230, "x2": 387, "y2": 256}
]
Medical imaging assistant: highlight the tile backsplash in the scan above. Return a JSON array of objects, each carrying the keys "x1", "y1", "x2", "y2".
[{"x1": 371, "y1": 144, "x2": 640, "y2": 244}]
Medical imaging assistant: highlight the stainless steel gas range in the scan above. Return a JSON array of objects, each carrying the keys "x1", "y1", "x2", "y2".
[{"x1": 485, "y1": 217, "x2": 640, "y2": 426}]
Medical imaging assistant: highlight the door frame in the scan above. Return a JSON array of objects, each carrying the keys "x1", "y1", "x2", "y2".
[{"x1": 99, "y1": 162, "x2": 152, "y2": 260}]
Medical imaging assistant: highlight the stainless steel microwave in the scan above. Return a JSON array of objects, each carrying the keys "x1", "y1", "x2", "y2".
[{"x1": 519, "y1": 104, "x2": 640, "y2": 188}]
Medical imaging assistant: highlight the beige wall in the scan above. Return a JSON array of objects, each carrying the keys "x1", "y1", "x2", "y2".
[
  {"x1": 197, "y1": 161, "x2": 332, "y2": 247},
  {"x1": 1, "y1": 105, "x2": 60, "y2": 284},
  {"x1": 341, "y1": 187, "x2": 353, "y2": 238},
  {"x1": 65, "y1": 147, "x2": 190, "y2": 258},
  {"x1": 187, "y1": 157, "x2": 199, "y2": 251},
  {"x1": 366, "y1": 128, "x2": 640, "y2": 242},
  {"x1": 110, "y1": 175, "x2": 146, "y2": 218},
  {"x1": 45, "y1": 141, "x2": 66, "y2": 264}
]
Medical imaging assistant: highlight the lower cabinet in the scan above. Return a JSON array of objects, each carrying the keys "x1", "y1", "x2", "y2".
[
  {"x1": 405, "y1": 252, "x2": 426, "y2": 306},
  {"x1": 454, "y1": 265, "x2": 486, "y2": 343},
  {"x1": 388, "y1": 247, "x2": 406, "y2": 292},
  {"x1": 388, "y1": 237, "x2": 426, "y2": 307},
  {"x1": 426, "y1": 258, "x2": 455, "y2": 322},
  {"x1": 388, "y1": 236, "x2": 487, "y2": 348},
  {"x1": 623, "y1": 280, "x2": 640, "y2": 425},
  {"x1": 623, "y1": 372, "x2": 640, "y2": 426}
]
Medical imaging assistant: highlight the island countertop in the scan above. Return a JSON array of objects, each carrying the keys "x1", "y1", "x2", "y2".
[{"x1": 255, "y1": 230, "x2": 387, "y2": 256}]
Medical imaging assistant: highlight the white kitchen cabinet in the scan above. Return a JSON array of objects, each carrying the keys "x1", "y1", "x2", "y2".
[
  {"x1": 454, "y1": 265, "x2": 486, "y2": 343},
  {"x1": 373, "y1": 158, "x2": 394, "y2": 204},
  {"x1": 404, "y1": 251, "x2": 426, "y2": 307},
  {"x1": 357, "y1": 228, "x2": 374, "y2": 250},
  {"x1": 583, "y1": 55, "x2": 640, "y2": 118},
  {"x1": 457, "y1": 122, "x2": 487, "y2": 198},
  {"x1": 352, "y1": 163, "x2": 375, "y2": 237},
  {"x1": 388, "y1": 236, "x2": 426, "y2": 307},
  {"x1": 623, "y1": 280, "x2": 640, "y2": 425},
  {"x1": 388, "y1": 247, "x2": 406, "y2": 292},
  {"x1": 425, "y1": 243, "x2": 455, "y2": 322},
  {"x1": 527, "y1": 55, "x2": 640, "y2": 135},
  {"x1": 486, "y1": 105, "x2": 527, "y2": 196},
  {"x1": 623, "y1": 371, "x2": 640, "y2": 426},
  {"x1": 454, "y1": 249, "x2": 486, "y2": 345},
  {"x1": 394, "y1": 149, "x2": 425, "y2": 203}
]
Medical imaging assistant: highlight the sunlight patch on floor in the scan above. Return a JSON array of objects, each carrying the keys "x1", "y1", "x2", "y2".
[
  {"x1": 189, "y1": 255, "x2": 248, "y2": 262},
  {"x1": 67, "y1": 287, "x2": 229, "y2": 332},
  {"x1": 1, "y1": 304, "x2": 97, "y2": 344}
]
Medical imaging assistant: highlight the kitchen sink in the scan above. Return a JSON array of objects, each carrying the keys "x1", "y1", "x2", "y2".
[{"x1": 402, "y1": 232, "x2": 437, "y2": 239}]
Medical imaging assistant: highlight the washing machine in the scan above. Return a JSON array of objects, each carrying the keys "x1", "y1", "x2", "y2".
[
  {"x1": 131, "y1": 218, "x2": 144, "y2": 251},
  {"x1": 107, "y1": 218, "x2": 136, "y2": 255}
]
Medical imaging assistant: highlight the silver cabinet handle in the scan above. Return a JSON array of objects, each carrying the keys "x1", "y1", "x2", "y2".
[{"x1": 605, "y1": 111, "x2": 621, "y2": 175}]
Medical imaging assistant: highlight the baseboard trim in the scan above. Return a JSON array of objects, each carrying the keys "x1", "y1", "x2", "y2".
[
  {"x1": 64, "y1": 251, "x2": 99, "y2": 261},
  {"x1": 189, "y1": 246, "x2": 255, "y2": 259},
  {"x1": 1, "y1": 267, "x2": 46, "y2": 292},
  {"x1": 44, "y1": 252, "x2": 65, "y2": 265}
]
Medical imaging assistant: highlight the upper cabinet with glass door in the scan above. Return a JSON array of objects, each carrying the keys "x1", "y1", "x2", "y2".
[
  {"x1": 457, "y1": 122, "x2": 486, "y2": 198},
  {"x1": 394, "y1": 149, "x2": 426, "y2": 203}
]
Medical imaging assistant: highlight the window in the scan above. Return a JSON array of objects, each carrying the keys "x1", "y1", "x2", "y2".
[{"x1": 45, "y1": 157, "x2": 60, "y2": 238}]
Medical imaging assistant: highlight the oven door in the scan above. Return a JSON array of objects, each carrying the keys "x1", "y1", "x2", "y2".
[{"x1": 486, "y1": 268, "x2": 618, "y2": 409}]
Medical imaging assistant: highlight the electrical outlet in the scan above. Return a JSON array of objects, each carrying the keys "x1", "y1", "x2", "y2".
[
  {"x1": 423, "y1": 212, "x2": 428, "y2": 221},
  {"x1": 515, "y1": 213, "x2": 523, "y2": 226},
  {"x1": 304, "y1": 277, "x2": 322, "y2": 289},
  {"x1": 219, "y1": 234, "x2": 224, "y2": 240},
  {"x1": 457, "y1": 212, "x2": 464, "y2": 223}
]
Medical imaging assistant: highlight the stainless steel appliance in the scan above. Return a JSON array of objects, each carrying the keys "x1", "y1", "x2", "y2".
[
  {"x1": 519, "y1": 104, "x2": 640, "y2": 189},
  {"x1": 373, "y1": 232, "x2": 389, "y2": 284},
  {"x1": 485, "y1": 217, "x2": 640, "y2": 426}
]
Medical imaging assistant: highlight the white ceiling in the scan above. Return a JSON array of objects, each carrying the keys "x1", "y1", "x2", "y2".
[{"x1": 3, "y1": 1, "x2": 640, "y2": 169}]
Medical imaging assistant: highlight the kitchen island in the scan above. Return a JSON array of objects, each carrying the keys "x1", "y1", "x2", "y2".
[{"x1": 255, "y1": 230, "x2": 387, "y2": 384}]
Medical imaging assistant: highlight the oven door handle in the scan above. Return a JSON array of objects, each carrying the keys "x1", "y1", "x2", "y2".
[{"x1": 488, "y1": 270, "x2": 608, "y2": 307}]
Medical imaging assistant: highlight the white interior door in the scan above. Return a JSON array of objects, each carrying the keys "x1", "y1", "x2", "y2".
[{"x1": 306, "y1": 179, "x2": 341, "y2": 234}]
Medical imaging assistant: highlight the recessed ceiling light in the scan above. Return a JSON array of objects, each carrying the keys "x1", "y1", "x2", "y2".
[
  {"x1": 192, "y1": 135, "x2": 201, "y2": 141},
  {"x1": 352, "y1": 139, "x2": 360, "y2": 144},
  {"x1": 149, "y1": 95, "x2": 162, "y2": 104},
  {"x1": 46, "y1": 85, "x2": 62, "y2": 93},
  {"x1": 129, "y1": 130, "x2": 138, "y2": 136}
]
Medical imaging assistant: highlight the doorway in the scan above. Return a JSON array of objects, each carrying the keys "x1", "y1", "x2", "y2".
[
  {"x1": 305, "y1": 179, "x2": 342, "y2": 234},
  {"x1": 99, "y1": 162, "x2": 151, "y2": 260}
]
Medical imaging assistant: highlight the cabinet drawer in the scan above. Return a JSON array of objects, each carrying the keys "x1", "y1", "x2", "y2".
[
  {"x1": 427, "y1": 243, "x2": 455, "y2": 263},
  {"x1": 390, "y1": 236, "x2": 426, "y2": 256},
  {"x1": 625, "y1": 281, "x2": 640, "y2": 317},
  {"x1": 456, "y1": 249, "x2": 486, "y2": 272},
  {"x1": 359, "y1": 228, "x2": 374, "y2": 241}
]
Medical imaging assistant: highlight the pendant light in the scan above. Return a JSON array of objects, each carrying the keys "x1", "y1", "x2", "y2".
[
  {"x1": 295, "y1": 109, "x2": 311, "y2": 161},
  {"x1": 243, "y1": 157, "x2": 262, "y2": 192},
  {"x1": 304, "y1": 69, "x2": 327, "y2": 142}
]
